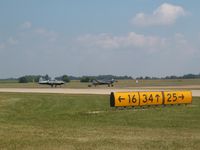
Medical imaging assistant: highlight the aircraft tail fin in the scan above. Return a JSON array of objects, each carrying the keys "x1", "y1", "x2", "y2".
[{"x1": 39, "y1": 77, "x2": 44, "y2": 82}]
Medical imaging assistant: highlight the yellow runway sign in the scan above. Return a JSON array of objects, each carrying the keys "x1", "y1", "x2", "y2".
[
  {"x1": 164, "y1": 91, "x2": 192, "y2": 105},
  {"x1": 139, "y1": 92, "x2": 163, "y2": 106},
  {"x1": 111, "y1": 92, "x2": 140, "y2": 107},
  {"x1": 110, "y1": 91, "x2": 192, "y2": 107}
]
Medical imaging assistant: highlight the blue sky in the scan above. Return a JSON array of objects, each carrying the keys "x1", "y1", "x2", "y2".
[{"x1": 0, "y1": 0, "x2": 200, "y2": 78}]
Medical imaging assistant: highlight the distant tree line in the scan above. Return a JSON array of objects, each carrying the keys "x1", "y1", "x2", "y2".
[
  {"x1": 17, "y1": 74, "x2": 133, "y2": 83},
  {"x1": 136, "y1": 73, "x2": 200, "y2": 80},
  {"x1": 18, "y1": 75, "x2": 41, "y2": 83},
  {"x1": 80, "y1": 76, "x2": 91, "y2": 82},
  {"x1": 165, "y1": 74, "x2": 200, "y2": 79},
  {"x1": 8, "y1": 73, "x2": 200, "y2": 83},
  {"x1": 18, "y1": 74, "x2": 71, "y2": 83},
  {"x1": 136, "y1": 76, "x2": 161, "y2": 80},
  {"x1": 55, "y1": 75, "x2": 70, "y2": 83},
  {"x1": 79, "y1": 75, "x2": 133, "y2": 82}
]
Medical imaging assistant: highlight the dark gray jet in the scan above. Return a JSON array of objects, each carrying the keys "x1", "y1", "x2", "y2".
[
  {"x1": 89, "y1": 79, "x2": 115, "y2": 87},
  {"x1": 39, "y1": 77, "x2": 65, "y2": 87}
]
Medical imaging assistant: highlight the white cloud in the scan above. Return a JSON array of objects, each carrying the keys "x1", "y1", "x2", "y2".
[
  {"x1": 8, "y1": 37, "x2": 18, "y2": 45},
  {"x1": 198, "y1": 32, "x2": 200, "y2": 41},
  {"x1": 21, "y1": 21, "x2": 32, "y2": 29},
  {"x1": 132, "y1": 3, "x2": 186, "y2": 26},
  {"x1": 0, "y1": 37, "x2": 18, "y2": 50},
  {"x1": 34, "y1": 28, "x2": 58, "y2": 42},
  {"x1": 174, "y1": 33, "x2": 187, "y2": 45},
  {"x1": 0, "y1": 43, "x2": 5, "y2": 49},
  {"x1": 78, "y1": 33, "x2": 119, "y2": 49},
  {"x1": 77, "y1": 32, "x2": 166, "y2": 51},
  {"x1": 0, "y1": 37, "x2": 19, "y2": 50},
  {"x1": 35, "y1": 28, "x2": 46, "y2": 35},
  {"x1": 172, "y1": 33, "x2": 197, "y2": 56}
]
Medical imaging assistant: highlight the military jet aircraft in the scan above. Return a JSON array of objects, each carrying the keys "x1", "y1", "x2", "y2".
[
  {"x1": 38, "y1": 77, "x2": 65, "y2": 87},
  {"x1": 89, "y1": 79, "x2": 115, "y2": 87}
]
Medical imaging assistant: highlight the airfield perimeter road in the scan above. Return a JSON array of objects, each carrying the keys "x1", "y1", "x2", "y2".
[{"x1": 0, "y1": 87, "x2": 200, "y2": 96}]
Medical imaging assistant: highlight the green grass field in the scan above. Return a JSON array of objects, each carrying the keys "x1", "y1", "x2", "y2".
[
  {"x1": 0, "y1": 79, "x2": 200, "y2": 88},
  {"x1": 0, "y1": 93, "x2": 199, "y2": 149}
]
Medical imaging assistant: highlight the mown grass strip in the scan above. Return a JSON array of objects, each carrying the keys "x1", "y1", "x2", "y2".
[{"x1": 0, "y1": 93, "x2": 199, "y2": 149}]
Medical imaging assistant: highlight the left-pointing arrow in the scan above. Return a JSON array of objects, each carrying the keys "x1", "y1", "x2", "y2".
[{"x1": 118, "y1": 96, "x2": 125, "y2": 102}]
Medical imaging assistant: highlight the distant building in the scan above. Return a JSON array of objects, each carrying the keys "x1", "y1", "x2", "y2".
[{"x1": 136, "y1": 80, "x2": 138, "y2": 84}]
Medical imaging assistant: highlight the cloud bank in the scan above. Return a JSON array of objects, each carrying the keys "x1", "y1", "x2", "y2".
[
  {"x1": 77, "y1": 32, "x2": 166, "y2": 51},
  {"x1": 132, "y1": 3, "x2": 186, "y2": 26},
  {"x1": 21, "y1": 21, "x2": 32, "y2": 29},
  {"x1": 0, "y1": 16, "x2": 199, "y2": 78}
]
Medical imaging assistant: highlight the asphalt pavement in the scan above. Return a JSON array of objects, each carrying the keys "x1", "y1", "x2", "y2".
[{"x1": 0, "y1": 88, "x2": 200, "y2": 96}]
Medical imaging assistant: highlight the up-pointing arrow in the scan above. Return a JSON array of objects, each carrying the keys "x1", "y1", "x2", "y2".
[
  {"x1": 155, "y1": 94, "x2": 160, "y2": 99},
  {"x1": 155, "y1": 94, "x2": 160, "y2": 102}
]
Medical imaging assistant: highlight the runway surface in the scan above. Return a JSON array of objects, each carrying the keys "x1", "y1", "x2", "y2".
[{"x1": 0, "y1": 88, "x2": 200, "y2": 96}]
